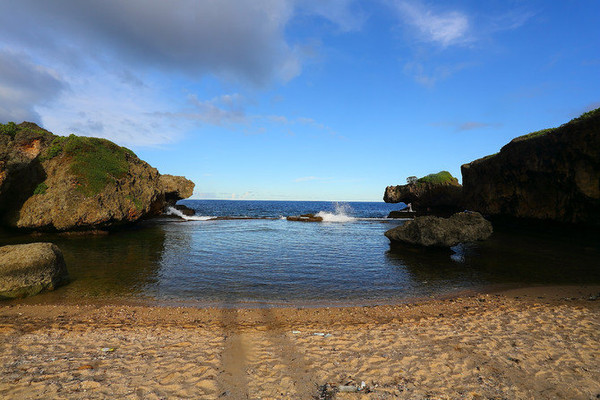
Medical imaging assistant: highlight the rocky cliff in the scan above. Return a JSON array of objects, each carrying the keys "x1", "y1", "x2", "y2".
[
  {"x1": 384, "y1": 171, "x2": 463, "y2": 215},
  {"x1": 461, "y1": 108, "x2": 600, "y2": 225},
  {"x1": 0, "y1": 122, "x2": 194, "y2": 231}
]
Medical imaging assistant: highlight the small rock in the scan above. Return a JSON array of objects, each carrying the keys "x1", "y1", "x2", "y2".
[
  {"x1": 338, "y1": 385, "x2": 358, "y2": 393},
  {"x1": 80, "y1": 380, "x2": 101, "y2": 390}
]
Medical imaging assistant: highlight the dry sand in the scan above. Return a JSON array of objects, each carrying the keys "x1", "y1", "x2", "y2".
[{"x1": 1, "y1": 286, "x2": 599, "y2": 400}]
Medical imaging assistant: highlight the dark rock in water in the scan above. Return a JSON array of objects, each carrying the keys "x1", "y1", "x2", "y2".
[
  {"x1": 385, "y1": 212, "x2": 493, "y2": 247},
  {"x1": 388, "y1": 210, "x2": 417, "y2": 219},
  {"x1": 0, "y1": 122, "x2": 194, "y2": 231},
  {"x1": 384, "y1": 171, "x2": 463, "y2": 216},
  {"x1": 0, "y1": 242, "x2": 69, "y2": 299},
  {"x1": 173, "y1": 204, "x2": 195, "y2": 216},
  {"x1": 462, "y1": 108, "x2": 600, "y2": 226},
  {"x1": 287, "y1": 213, "x2": 324, "y2": 222}
]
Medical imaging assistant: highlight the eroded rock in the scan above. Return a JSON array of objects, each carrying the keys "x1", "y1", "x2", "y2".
[
  {"x1": 384, "y1": 212, "x2": 493, "y2": 247},
  {"x1": 0, "y1": 243, "x2": 69, "y2": 299}
]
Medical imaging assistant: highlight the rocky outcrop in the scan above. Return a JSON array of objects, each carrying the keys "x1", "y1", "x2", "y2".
[
  {"x1": 0, "y1": 243, "x2": 69, "y2": 299},
  {"x1": 0, "y1": 122, "x2": 195, "y2": 231},
  {"x1": 461, "y1": 108, "x2": 600, "y2": 225},
  {"x1": 384, "y1": 171, "x2": 463, "y2": 216},
  {"x1": 160, "y1": 174, "x2": 195, "y2": 207},
  {"x1": 384, "y1": 212, "x2": 493, "y2": 247}
]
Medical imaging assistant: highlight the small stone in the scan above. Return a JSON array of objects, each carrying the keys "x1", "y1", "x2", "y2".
[{"x1": 80, "y1": 380, "x2": 101, "y2": 390}]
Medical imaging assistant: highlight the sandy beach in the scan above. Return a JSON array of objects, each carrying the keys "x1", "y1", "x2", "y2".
[{"x1": 1, "y1": 286, "x2": 599, "y2": 400}]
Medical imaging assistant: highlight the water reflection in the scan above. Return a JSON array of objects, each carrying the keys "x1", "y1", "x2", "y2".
[
  {"x1": 386, "y1": 223, "x2": 600, "y2": 289},
  {"x1": 1, "y1": 223, "x2": 166, "y2": 304}
]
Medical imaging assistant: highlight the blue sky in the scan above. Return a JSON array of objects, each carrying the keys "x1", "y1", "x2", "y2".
[{"x1": 1, "y1": 1, "x2": 598, "y2": 201}]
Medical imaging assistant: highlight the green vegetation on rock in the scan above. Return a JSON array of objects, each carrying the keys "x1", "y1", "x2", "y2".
[
  {"x1": 0, "y1": 122, "x2": 18, "y2": 138},
  {"x1": 64, "y1": 135, "x2": 132, "y2": 197},
  {"x1": 33, "y1": 182, "x2": 48, "y2": 195},
  {"x1": 417, "y1": 171, "x2": 456, "y2": 185},
  {"x1": 126, "y1": 195, "x2": 143, "y2": 211},
  {"x1": 571, "y1": 106, "x2": 600, "y2": 122},
  {"x1": 512, "y1": 128, "x2": 556, "y2": 143},
  {"x1": 511, "y1": 107, "x2": 600, "y2": 144},
  {"x1": 41, "y1": 134, "x2": 133, "y2": 197}
]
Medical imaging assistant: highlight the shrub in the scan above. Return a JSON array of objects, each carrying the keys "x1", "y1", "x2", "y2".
[
  {"x1": 417, "y1": 171, "x2": 456, "y2": 185},
  {"x1": 0, "y1": 122, "x2": 18, "y2": 138}
]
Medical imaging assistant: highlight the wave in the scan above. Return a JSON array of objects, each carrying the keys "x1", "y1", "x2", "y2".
[
  {"x1": 165, "y1": 206, "x2": 213, "y2": 221},
  {"x1": 315, "y1": 202, "x2": 356, "y2": 223}
]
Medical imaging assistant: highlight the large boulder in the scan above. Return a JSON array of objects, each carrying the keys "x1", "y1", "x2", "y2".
[
  {"x1": 384, "y1": 212, "x2": 493, "y2": 247},
  {"x1": 461, "y1": 108, "x2": 600, "y2": 225},
  {"x1": 0, "y1": 243, "x2": 69, "y2": 299},
  {"x1": 0, "y1": 122, "x2": 195, "y2": 231},
  {"x1": 384, "y1": 171, "x2": 463, "y2": 216}
]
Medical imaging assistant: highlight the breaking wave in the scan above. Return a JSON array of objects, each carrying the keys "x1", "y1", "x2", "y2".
[
  {"x1": 315, "y1": 202, "x2": 356, "y2": 223},
  {"x1": 165, "y1": 206, "x2": 213, "y2": 221}
]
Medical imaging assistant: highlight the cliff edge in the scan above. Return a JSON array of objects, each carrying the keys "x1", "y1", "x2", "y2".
[{"x1": 461, "y1": 108, "x2": 600, "y2": 225}]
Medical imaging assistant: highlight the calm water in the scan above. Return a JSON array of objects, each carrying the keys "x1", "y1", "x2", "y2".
[{"x1": 2, "y1": 200, "x2": 600, "y2": 307}]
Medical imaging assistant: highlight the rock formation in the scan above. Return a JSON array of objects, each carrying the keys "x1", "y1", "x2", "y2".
[
  {"x1": 160, "y1": 174, "x2": 195, "y2": 207},
  {"x1": 461, "y1": 108, "x2": 600, "y2": 225},
  {"x1": 384, "y1": 212, "x2": 493, "y2": 248},
  {"x1": 0, "y1": 122, "x2": 194, "y2": 231},
  {"x1": 0, "y1": 243, "x2": 69, "y2": 299},
  {"x1": 384, "y1": 171, "x2": 463, "y2": 216}
]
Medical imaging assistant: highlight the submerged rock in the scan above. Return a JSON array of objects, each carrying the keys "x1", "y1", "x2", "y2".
[
  {"x1": 0, "y1": 243, "x2": 69, "y2": 299},
  {"x1": 461, "y1": 108, "x2": 600, "y2": 225},
  {"x1": 385, "y1": 212, "x2": 493, "y2": 247},
  {"x1": 0, "y1": 122, "x2": 194, "y2": 231},
  {"x1": 384, "y1": 171, "x2": 463, "y2": 216}
]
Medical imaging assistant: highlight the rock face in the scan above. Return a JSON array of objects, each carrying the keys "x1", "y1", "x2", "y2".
[
  {"x1": 384, "y1": 212, "x2": 493, "y2": 247},
  {"x1": 461, "y1": 109, "x2": 600, "y2": 225},
  {"x1": 384, "y1": 171, "x2": 463, "y2": 215},
  {"x1": 0, "y1": 122, "x2": 195, "y2": 231},
  {"x1": 0, "y1": 243, "x2": 69, "y2": 299}
]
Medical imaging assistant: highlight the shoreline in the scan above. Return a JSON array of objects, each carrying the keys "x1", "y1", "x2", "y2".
[{"x1": 2, "y1": 284, "x2": 599, "y2": 399}]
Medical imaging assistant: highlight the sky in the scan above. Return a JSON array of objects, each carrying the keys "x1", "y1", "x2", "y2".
[{"x1": 0, "y1": 0, "x2": 599, "y2": 201}]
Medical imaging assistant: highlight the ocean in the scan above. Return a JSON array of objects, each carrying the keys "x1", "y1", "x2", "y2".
[{"x1": 3, "y1": 200, "x2": 600, "y2": 307}]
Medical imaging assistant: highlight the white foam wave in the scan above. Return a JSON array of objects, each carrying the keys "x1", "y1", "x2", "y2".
[
  {"x1": 315, "y1": 202, "x2": 355, "y2": 223},
  {"x1": 165, "y1": 206, "x2": 213, "y2": 221}
]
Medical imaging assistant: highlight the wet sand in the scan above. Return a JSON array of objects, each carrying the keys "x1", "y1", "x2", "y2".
[{"x1": 1, "y1": 285, "x2": 599, "y2": 399}]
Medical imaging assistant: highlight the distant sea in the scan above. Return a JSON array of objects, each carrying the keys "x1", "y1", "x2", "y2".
[{"x1": 3, "y1": 200, "x2": 600, "y2": 307}]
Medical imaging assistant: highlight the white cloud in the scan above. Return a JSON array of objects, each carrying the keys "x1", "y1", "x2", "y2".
[
  {"x1": 393, "y1": 1, "x2": 470, "y2": 47},
  {"x1": 0, "y1": 0, "x2": 361, "y2": 145},
  {"x1": 0, "y1": 50, "x2": 65, "y2": 123}
]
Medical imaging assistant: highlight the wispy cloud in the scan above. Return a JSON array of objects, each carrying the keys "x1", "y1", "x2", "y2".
[
  {"x1": 431, "y1": 121, "x2": 502, "y2": 132},
  {"x1": 393, "y1": 1, "x2": 471, "y2": 47},
  {"x1": 403, "y1": 61, "x2": 471, "y2": 87}
]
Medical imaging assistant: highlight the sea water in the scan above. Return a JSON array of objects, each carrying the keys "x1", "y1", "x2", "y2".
[{"x1": 2, "y1": 200, "x2": 600, "y2": 307}]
